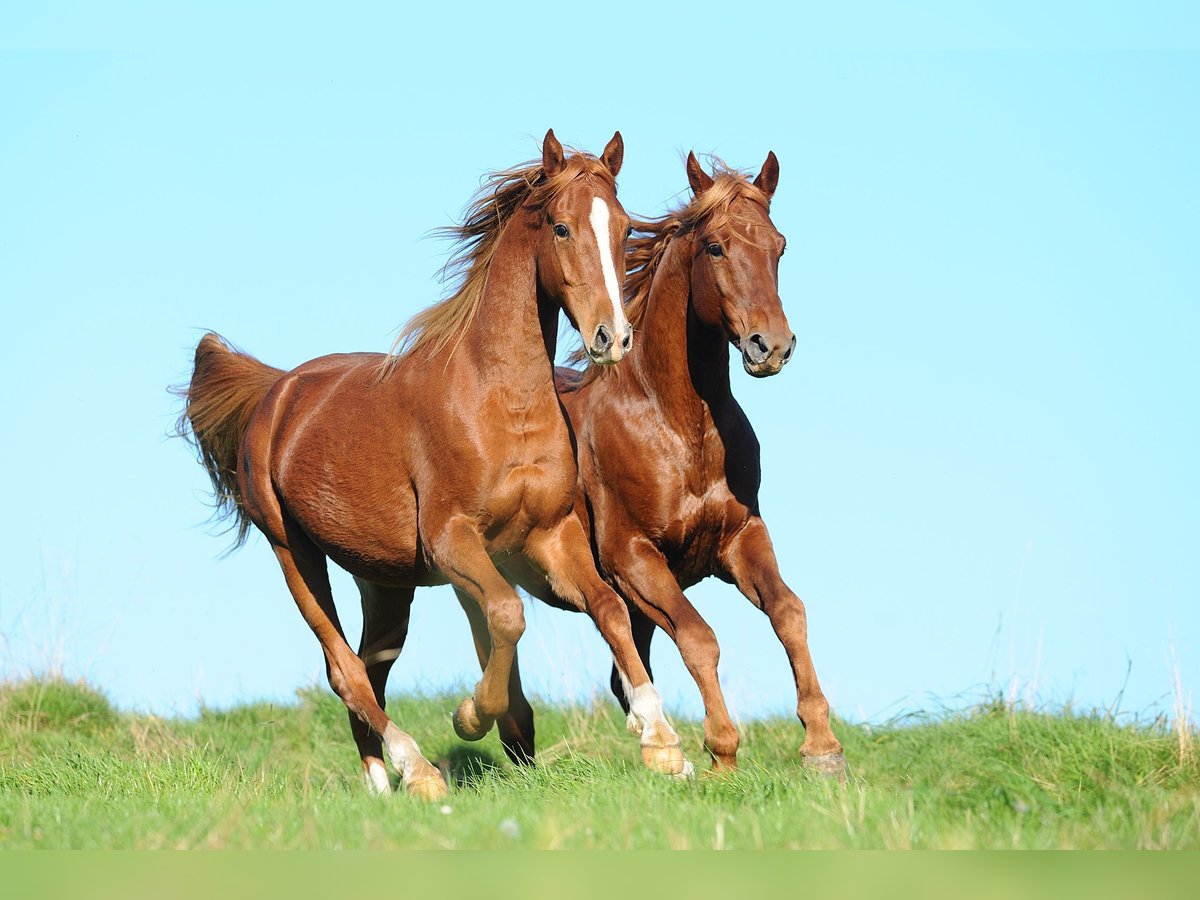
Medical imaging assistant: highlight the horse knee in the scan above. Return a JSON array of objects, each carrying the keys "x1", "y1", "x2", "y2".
[{"x1": 488, "y1": 594, "x2": 526, "y2": 645}]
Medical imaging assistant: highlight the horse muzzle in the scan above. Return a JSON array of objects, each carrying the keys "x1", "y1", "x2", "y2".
[
  {"x1": 587, "y1": 321, "x2": 634, "y2": 365},
  {"x1": 740, "y1": 332, "x2": 796, "y2": 378}
]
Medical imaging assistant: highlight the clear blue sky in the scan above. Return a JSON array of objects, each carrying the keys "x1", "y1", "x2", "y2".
[{"x1": 2, "y1": 3, "x2": 1196, "y2": 729}]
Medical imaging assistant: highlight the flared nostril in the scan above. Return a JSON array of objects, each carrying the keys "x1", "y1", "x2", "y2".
[
  {"x1": 782, "y1": 335, "x2": 796, "y2": 363},
  {"x1": 745, "y1": 333, "x2": 770, "y2": 364},
  {"x1": 621, "y1": 324, "x2": 633, "y2": 352},
  {"x1": 594, "y1": 325, "x2": 613, "y2": 354}
]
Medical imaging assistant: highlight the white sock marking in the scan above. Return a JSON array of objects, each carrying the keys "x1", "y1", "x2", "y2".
[
  {"x1": 383, "y1": 722, "x2": 418, "y2": 781},
  {"x1": 365, "y1": 759, "x2": 391, "y2": 795},
  {"x1": 589, "y1": 197, "x2": 627, "y2": 336}
]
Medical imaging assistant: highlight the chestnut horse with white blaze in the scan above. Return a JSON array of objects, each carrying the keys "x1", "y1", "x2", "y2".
[
  {"x1": 177, "y1": 132, "x2": 693, "y2": 799},
  {"x1": 443, "y1": 152, "x2": 845, "y2": 775}
]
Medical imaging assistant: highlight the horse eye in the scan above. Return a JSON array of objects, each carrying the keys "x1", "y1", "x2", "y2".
[
  {"x1": 707, "y1": 243, "x2": 723, "y2": 257},
  {"x1": 553, "y1": 224, "x2": 570, "y2": 238},
  {"x1": 626, "y1": 226, "x2": 633, "y2": 239}
]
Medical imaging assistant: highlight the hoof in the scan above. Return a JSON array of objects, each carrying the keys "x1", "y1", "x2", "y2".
[
  {"x1": 641, "y1": 743, "x2": 693, "y2": 778},
  {"x1": 452, "y1": 696, "x2": 494, "y2": 742},
  {"x1": 406, "y1": 773, "x2": 449, "y2": 801},
  {"x1": 708, "y1": 756, "x2": 738, "y2": 774},
  {"x1": 803, "y1": 751, "x2": 847, "y2": 781}
]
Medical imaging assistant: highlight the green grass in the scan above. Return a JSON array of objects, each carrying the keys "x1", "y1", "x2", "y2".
[{"x1": 1, "y1": 677, "x2": 1197, "y2": 849}]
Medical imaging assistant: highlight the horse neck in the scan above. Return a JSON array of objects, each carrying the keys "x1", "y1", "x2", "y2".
[
  {"x1": 457, "y1": 209, "x2": 556, "y2": 385},
  {"x1": 630, "y1": 233, "x2": 732, "y2": 428}
]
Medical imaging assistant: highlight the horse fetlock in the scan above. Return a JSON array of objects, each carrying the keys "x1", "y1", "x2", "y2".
[
  {"x1": 362, "y1": 758, "x2": 392, "y2": 795},
  {"x1": 452, "y1": 696, "x2": 495, "y2": 741},
  {"x1": 704, "y1": 740, "x2": 739, "y2": 772}
]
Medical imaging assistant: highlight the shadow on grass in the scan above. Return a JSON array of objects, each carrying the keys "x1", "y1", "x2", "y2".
[{"x1": 436, "y1": 745, "x2": 506, "y2": 790}]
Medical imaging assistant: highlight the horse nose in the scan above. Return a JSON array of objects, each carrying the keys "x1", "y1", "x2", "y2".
[
  {"x1": 744, "y1": 333, "x2": 770, "y2": 365},
  {"x1": 592, "y1": 324, "x2": 613, "y2": 356},
  {"x1": 782, "y1": 334, "x2": 797, "y2": 364},
  {"x1": 620, "y1": 323, "x2": 633, "y2": 353}
]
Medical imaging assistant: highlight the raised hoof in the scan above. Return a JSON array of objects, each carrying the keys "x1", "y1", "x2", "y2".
[
  {"x1": 406, "y1": 773, "x2": 450, "y2": 801},
  {"x1": 641, "y1": 743, "x2": 694, "y2": 779},
  {"x1": 803, "y1": 751, "x2": 847, "y2": 781},
  {"x1": 452, "y1": 696, "x2": 494, "y2": 742}
]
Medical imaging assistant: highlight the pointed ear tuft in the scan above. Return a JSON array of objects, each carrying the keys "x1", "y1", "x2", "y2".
[
  {"x1": 686, "y1": 151, "x2": 715, "y2": 196},
  {"x1": 543, "y1": 128, "x2": 565, "y2": 176},
  {"x1": 602, "y1": 131, "x2": 623, "y2": 178},
  {"x1": 753, "y1": 150, "x2": 780, "y2": 200}
]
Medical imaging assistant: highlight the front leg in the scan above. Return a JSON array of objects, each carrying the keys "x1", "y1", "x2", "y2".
[
  {"x1": 454, "y1": 587, "x2": 536, "y2": 765},
  {"x1": 426, "y1": 516, "x2": 525, "y2": 743},
  {"x1": 524, "y1": 517, "x2": 694, "y2": 778},
  {"x1": 609, "y1": 610, "x2": 653, "y2": 717},
  {"x1": 605, "y1": 538, "x2": 741, "y2": 770},
  {"x1": 720, "y1": 516, "x2": 845, "y2": 778}
]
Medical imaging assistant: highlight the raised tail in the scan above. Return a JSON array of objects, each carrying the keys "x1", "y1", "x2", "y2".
[{"x1": 174, "y1": 333, "x2": 285, "y2": 548}]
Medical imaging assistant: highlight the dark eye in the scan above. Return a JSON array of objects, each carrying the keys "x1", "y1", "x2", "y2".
[
  {"x1": 706, "y1": 243, "x2": 723, "y2": 257},
  {"x1": 626, "y1": 226, "x2": 633, "y2": 239},
  {"x1": 553, "y1": 224, "x2": 569, "y2": 238}
]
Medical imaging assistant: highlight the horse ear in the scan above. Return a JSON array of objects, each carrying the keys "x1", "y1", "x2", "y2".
[
  {"x1": 753, "y1": 150, "x2": 780, "y2": 200},
  {"x1": 602, "y1": 131, "x2": 623, "y2": 178},
  {"x1": 686, "y1": 151, "x2": 714, "y2": 195},
  {"x1": 543, "y1": 128, "x2": 565, "y2": 176}
]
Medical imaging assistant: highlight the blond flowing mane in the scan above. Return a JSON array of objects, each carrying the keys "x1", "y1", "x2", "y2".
[
  {"x1": 563, "y1": 162, "x2": 771, "y2": 388},
  {"x1": 386, "y1": 152, "x2": 617, "y2": 369}
]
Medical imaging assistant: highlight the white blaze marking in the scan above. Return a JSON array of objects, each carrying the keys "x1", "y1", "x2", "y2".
[{"x1": 589, "y1": 196, "x2": 627, "y2": 336}]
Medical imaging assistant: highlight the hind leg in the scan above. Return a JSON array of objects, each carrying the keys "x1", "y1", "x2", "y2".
[
  {"x1": 455, "y1": 588, "x2": 536, "y2": 765},
  {"x1": 424, "y1": 516, "x2": 527, "y2": 744},
  {"x1": 271, "y1": 518, "x2": 447, "y2": 799},
  {"x1": 351, "y1": 578, "x2": 415, "y2": 794}
]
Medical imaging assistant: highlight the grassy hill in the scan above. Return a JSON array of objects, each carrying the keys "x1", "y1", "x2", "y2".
[{"x1": 1, "y1": 677, "x2": 1196, "y2": 849}]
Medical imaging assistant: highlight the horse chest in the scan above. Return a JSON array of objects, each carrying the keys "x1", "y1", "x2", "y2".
[
  {"x1": 661, "y1": 481, "x2": 728, "y2": 573},
  {"x1": 482, "y1": 432, "x2": 576, "y2": 544}
]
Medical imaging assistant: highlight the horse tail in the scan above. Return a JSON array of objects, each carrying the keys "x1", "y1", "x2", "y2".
[{"x1": 174, "y1": 332, "x2": 285, "y2": 548}]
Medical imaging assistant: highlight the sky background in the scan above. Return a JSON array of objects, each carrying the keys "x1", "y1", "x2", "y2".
[{"x1": 2, "y1": 3, "x2": 1197, "y2": 732}]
